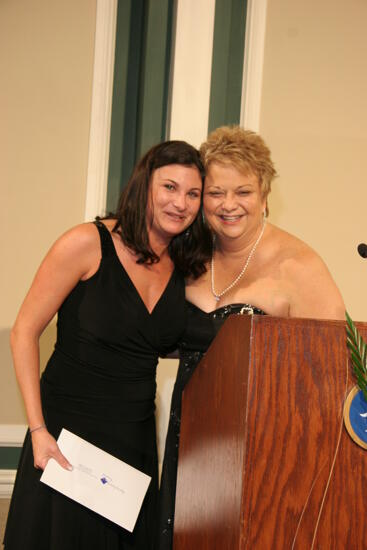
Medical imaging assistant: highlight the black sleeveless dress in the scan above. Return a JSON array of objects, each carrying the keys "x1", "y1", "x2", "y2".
[
  {"x1": 156, "y1": 301, "x2": 266, "y2": 550},
  {"x1": 4, "y1": 221, "x2": 186, "y2": 550}
]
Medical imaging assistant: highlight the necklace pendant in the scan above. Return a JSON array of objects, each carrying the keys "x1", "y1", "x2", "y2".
[{"x1": 215, "y1": 295, "x2": 220, "y2": 302}]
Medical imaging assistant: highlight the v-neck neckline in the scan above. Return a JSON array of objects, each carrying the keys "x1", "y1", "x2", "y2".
[
  {"x1": 102, "y1": 223, "x2": 176, "y2": 315},
  {"x1": 117, "y1": 258, "x2": 176, "y2": 315}
]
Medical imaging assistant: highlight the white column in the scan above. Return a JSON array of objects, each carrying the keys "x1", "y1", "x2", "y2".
[
  {"x1": 84, "y1": 0, "x2": 118, "y2": 221},
  {"x1": 240, "y1": 0, "x2": 268, "y2": 132},
  {"x1": 168, "y1": 0, "x2": 216, "y2": 148}
]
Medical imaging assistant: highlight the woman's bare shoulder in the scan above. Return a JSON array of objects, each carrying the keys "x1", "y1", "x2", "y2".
[
  {"x1": 41, "y1": 223, "x2": 104, "y2": 283},
  {"x1": 267, "y1": 224, "x2": 345, "y2": 319},
  {"x1": 49, "y1": 222, "x2": 101, "y2": 257},
  {"x1": 267, "y1": 224, "x2": 325, "y2": 267}
]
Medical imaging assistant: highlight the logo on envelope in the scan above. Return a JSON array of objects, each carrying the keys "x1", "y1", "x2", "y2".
[{"x1": 100, "y1": 474, "x2": 112, "y2": 485}]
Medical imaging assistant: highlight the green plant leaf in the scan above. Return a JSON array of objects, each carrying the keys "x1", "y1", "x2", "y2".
[{"x1": 346, "y1": 311, "x2": 367, "y2": 402}]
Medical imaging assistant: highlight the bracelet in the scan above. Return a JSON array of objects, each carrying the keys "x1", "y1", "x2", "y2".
[{"x1": 29, "y1": 424, "x2": 46, "y2": 434}]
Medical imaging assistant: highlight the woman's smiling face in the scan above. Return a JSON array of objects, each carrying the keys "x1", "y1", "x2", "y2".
[
  {"x1": 203, "y1": 162, "x2": 266, "y2": 243},
  {"x1": 147, "y1": 164, "x2": 202, "y2": 242}
]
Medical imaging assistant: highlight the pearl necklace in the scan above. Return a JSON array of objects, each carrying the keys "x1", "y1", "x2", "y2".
[{"x1": 210, "y1": 221, "x2": 266, "y2": 302}]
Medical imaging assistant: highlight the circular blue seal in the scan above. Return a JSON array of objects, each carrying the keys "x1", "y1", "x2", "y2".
[{"x1": 344, "y1": 386, "x2": 367, "y2": 449}]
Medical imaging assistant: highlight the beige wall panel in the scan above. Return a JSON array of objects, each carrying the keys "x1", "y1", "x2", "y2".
[
  {"x1": 260, "y1": 0, "x2": 367, "y2": 321},
  {"x1": 0, "y1": 0, "x2": 97, "y2": 424}
]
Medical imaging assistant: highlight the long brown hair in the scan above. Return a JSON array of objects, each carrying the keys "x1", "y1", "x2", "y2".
[{"x1": 111, "y1": 141, "x2": 211, "y2": 278}]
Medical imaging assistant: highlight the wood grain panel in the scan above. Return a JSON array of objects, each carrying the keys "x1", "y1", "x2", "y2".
[
  {"x1": 242, "y1": 318, "x2": 348, "y2": 547},
  {"x1": 174, "y1": 316, "x2": 367, "y2": 549},
  {"x1": 174, "y1": 316, "x2": 251, "y2": 549}
]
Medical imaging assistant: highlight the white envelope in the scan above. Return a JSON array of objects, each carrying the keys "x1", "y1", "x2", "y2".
[{"x1": 40, "y1": 428, "x2": 151, "y2": 532}]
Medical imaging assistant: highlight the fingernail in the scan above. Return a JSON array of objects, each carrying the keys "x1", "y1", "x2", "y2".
[{"x1": 67, "y1": 464, "x2": 73, "y2": 471}]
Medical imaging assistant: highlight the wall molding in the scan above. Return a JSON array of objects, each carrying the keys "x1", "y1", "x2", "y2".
[
  {"x1": 240, "y1": 0, "x2": 268, "y2": 132},
  {"x1": 0, "y1": 469, "x2": 15, "y2": 498},
  {"x1": 0, "y1": 425, "x2": 27, "y2": 447},
  {"x1": 84, "y1": 0, "x2": 118, "y2": 221},
  {"x1": 0, "y1": 425, "x2": 25, "y2": 497}
]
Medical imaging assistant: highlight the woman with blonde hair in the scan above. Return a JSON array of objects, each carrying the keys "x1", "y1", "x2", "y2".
[{"x1": 157, "y1": 126, "x2": 344, "y2": 549}]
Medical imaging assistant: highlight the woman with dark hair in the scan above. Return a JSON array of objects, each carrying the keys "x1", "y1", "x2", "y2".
[{"x1": 4, "y1": 140, "x2": 211, "y2": 550}]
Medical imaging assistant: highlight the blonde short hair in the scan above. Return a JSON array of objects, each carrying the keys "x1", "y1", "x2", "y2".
[{"x1": 200, "y1": 126, "x2": 277, "y2": 199}]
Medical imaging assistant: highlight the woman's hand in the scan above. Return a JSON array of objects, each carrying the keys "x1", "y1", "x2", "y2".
[{"x1": 31, "y1": 428, "x2": 73, "y2": 471}]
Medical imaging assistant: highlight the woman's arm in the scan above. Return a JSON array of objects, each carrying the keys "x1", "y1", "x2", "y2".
[{"x1": 11, "y1": 223, "x2": 100, "y2": 470}]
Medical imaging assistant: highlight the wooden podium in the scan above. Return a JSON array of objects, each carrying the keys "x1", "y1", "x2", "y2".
[{"x1": 173, "y1": 316, "x2": 367, "y2": 549}]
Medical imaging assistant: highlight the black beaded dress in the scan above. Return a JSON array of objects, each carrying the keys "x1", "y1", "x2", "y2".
[
  {"x1": 4, "y1": 221, "x2": 186, "y2": 550},
  {"x1": 156, "y1": 301, "x2": 266, "y2": 550}
]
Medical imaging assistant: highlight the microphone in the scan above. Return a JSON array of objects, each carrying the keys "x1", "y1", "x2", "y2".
[{"x1": 358, "y1": 243, "x2": 367, "y2": 258}]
